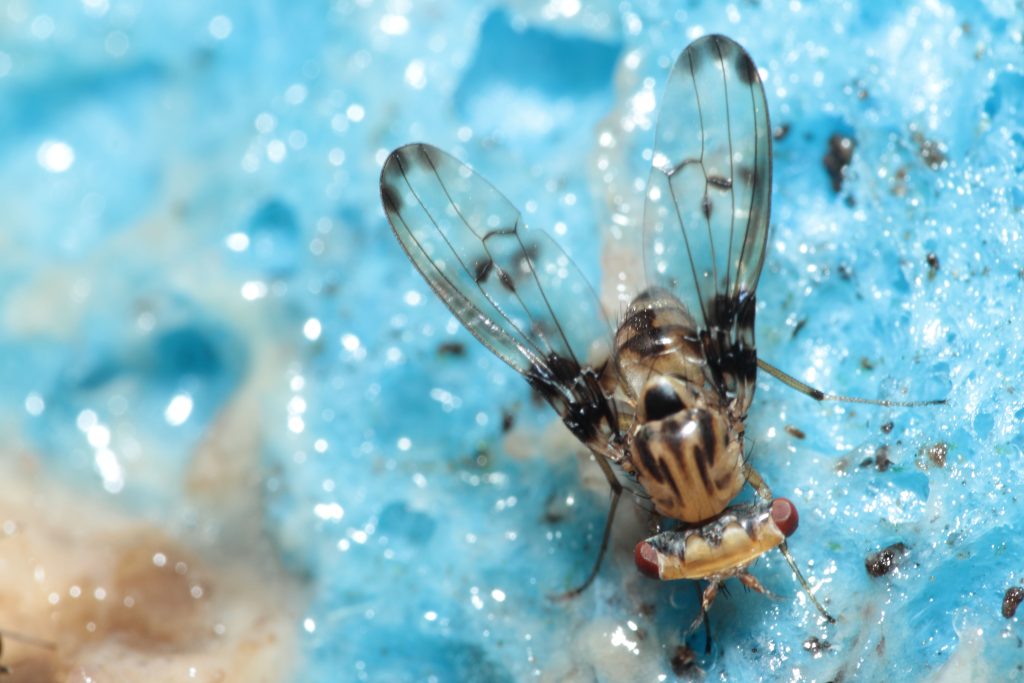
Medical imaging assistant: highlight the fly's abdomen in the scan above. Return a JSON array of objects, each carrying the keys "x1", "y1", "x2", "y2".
[{"x1": 631, "y1": 408, "x2": 744, "y2": 523}]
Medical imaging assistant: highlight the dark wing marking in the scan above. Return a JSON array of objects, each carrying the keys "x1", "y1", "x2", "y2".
[
  {"x1": 642, "y1": 34, "x2": 772, "y2": 411},
  {"x1": 381, "y1": 143, "x2": 620, "y2": 449}
]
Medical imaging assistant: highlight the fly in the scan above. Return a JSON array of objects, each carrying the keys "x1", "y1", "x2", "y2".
[{"x1": 380, "y1": 34, "x2": 943, "y2": 634}]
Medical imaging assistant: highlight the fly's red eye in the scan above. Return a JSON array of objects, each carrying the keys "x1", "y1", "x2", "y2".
[
  {"x1": 634, "y1": 541, "x2": 661, "y2": 579},
  {"x1": 770, "y1": 498, "x2": 799, "y2": 537}
]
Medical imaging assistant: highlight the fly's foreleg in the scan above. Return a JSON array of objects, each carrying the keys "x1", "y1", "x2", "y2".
[
  {"x1": 743, "y1": 464, "x2": 773, "y2": 501},
  {"x1": 742, "y1": 465, "x2": 835, "y2": 623}
]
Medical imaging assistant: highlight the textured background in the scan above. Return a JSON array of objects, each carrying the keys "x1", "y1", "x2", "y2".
[{"x1": 1, "y1": 0, "x2": 1022, "y2": 680}]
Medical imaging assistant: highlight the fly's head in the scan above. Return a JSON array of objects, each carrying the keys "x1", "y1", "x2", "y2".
[
  {"x1": 634, "y1": 498, "x2": 800, "y2": 581},
  {"x1": 629, "y1": 375, "x2": 746, "y2": 523}
]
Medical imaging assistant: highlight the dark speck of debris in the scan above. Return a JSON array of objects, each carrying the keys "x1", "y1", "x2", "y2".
[
  {"x1": 671, "y1": 645, "x2": 701, "y2": 678},
  {"x1": 881, "y1": 421, "x2": 894, "y2": 434},
  {"x1": 865, "y1": 542, "x2": 910, "y2": 577},
  {"x1": 437, "y1": 341, "x2": 466, "y2": 357},
  {"x1": 637, "y1": 602, "x2": 656, "y2": 618},
  {"x1": 791, "y1": 318, "x2": 807, "y2": 338},
  {"x1": 785, "y1": 425, "x2": 806, "y2": 440},
  {"x1": 501, "y1": 410, "x2": 515, "y2": 433},
  {"x1": 803, "y1": 636, "x2": 831, "y2": 655},
  {"x1": 543, "y1": 491, "x2": 570, "y2": 524},
  {"x1": 773, "y1": 123, "x2": 791, "y2": 141},
  {"x1": 860, "y1": 357, "x2": 876, "y2": 371},
  {"x1": 1003, "y1": 587, "x2": 1024, "y2": 618},
  {"x1": 473, "y1": 446, "x2": 491, "y2": 468},
  {"x1": 823, "y1": 134, "x2": 856, "y2": 192},
  {"x1": 843, "y1": 79, "x2": 870, "y2": 101},
  {"x1": 926, "y1": 252, "x2": 940, "y2": 279},
  {"x1": 918, "y1": 442, "x2": 948, "y2": 469},
  {"x1": 891, "y1": 167, "x2": 909, "y2": 197},
  {"x1": 860, "y1": 445, "x2": 891, "y2": 471},
  {"x1": 912, "y1": 130, "x2": 948, "y2": 170},
  {"x1": 874, "y1": 445, "x2": 892, "y2": 472}
]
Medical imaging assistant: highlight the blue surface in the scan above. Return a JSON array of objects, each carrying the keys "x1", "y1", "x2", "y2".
[{"x1": 3, "y1": 1, "x2": 1024, "y2": 680}]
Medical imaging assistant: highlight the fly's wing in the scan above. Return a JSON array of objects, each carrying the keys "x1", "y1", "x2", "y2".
[
  {"x1": 381, "y1": 143, "x2": 620, "y2": 450},
  {"x1": 643, "y1": 35, "x2": 771, "y2": 412}
]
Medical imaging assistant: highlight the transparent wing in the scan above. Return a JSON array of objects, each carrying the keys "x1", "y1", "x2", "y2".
[
  {"x1": 381, "y1": 143, "x2": 619, "y2": 447},
  {"x1": 643, "y1": 34, "x2": 772, "y2": 410}
]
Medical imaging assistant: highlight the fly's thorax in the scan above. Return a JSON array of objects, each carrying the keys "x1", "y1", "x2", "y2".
[
  {"x1": 634, "y1": 501, "x2": 788, "y2": 581},
  {"x1": 613, "y1": 288, "x2": 707, "y2": 399},
  {"x1": 629, "y1": 404, "x2": 745, "y2": 523}
]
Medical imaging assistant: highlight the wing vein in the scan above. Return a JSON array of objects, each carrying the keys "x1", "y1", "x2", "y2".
[
  {"x1": 668, "y1": 173, "x2": 712, "y2": 328},
  {"x1": 689, "y1": 47, "x2": 720, "y2": 319},
  {"x1": 737, "y1": 64, "x2": 763, "y2": 292},
  {"x1": 715, "y1": 36, "x2": 739, "y2": 302},
  {"x1": 402, "y1": 150, "x2": 550, "y2": 366},
  {"x1": 513, "y1": 222, "x2": 587, "y2": 367}
]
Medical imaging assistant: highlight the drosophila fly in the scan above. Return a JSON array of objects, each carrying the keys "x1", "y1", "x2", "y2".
[{"x1": 380, "y1": 34, "x2": 941, "y2": 633}]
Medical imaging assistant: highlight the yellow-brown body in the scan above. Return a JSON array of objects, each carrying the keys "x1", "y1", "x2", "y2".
[{"x1": 610, "y1": 288, "x2": 747, "y2": 524}]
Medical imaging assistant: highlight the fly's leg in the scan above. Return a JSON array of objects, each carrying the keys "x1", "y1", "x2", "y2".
[
  {"x1": 744, "y1": 464, "x2": 836, "y2": 623},
  {"x1": 743, "y1": 464, "x2": 773, "y2": 502},
  {"x1": 695, "y1": 582, "x2": 713, "y2": 654},
  {"x1": 686, "y1": 580, "x2": 721, "y2": 638},
  {"x1": 757, "y1": 358, "x2": 945, "y2": 407},
  {"x1": 777, "y1": 541, "x2": 836, "y2": 623},
  {"x1": 738, "y1": 571, "x2": 779, "y2": 599},
  {"x1": 550, "y1": 449, "x2": 623, "y2": 601}
]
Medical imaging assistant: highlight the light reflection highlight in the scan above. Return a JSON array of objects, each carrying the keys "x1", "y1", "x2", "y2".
[
  {"x1": 94, "y1": 448, "x2": 124, "y2": 493},
  {"x1": 610, "y1": 625, "x2": 640, "y2": 655},
  {"x1": 165, "y1": 393, "x2": 194, "y2": 426},
  {"x1": 25, "y1": 392, "x2": 45, "y2": 416},
  {"x1": 379, "y1": 14, "x2": 410, "y2": 35},
  {"x1": 208, "y1": 15, "x2": 232, "y2": 39},
  {"x1": 241, "y1": 281, "x2": 268, "y2": 300},
  {"x1": 313, "y1": 502, "x2": 345, "y2": 521},
  {"x1": 37, "y1": 140, "x2": 75, "y2": 173}
]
